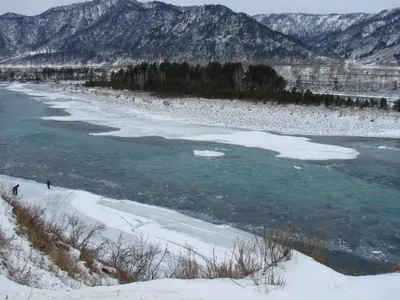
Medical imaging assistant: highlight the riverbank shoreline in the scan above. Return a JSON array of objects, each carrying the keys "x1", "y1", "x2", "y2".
[{"x1": 48, "y1": 82, "x2": 400, "y2": 139}]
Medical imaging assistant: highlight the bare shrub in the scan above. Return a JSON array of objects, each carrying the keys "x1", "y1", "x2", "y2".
[
  {"x1": 67, "y1": 216, "x2": 105, "y2": 250},
  {"x1": 390, "y1": 263, "x2": 400, "y2": 273},
  {"x1": 265, "y1": 225, "x2": 328, "y2": 265},
  {"x1": 8, "y1": 264, "x2": 40, "y2": 287},
  {"x1": 204, "y1": 243, "x2": 260, "y2": 279},
  {"x1": 170, "y1": 229, "x2": 292, "y2": 283},
  {"x1": 8, "y1": 249, "x2": 42, "y2": 288},
  {"x1": 5, "y1": 198, "x2": 102, "y2": 282},
  {"x1": 46, "y1": 213, "x2": 71, "y2": 241},
  {"x1": 301, "y1": 235, "x2": 329, "y2": 265},
  {"x1": 0, "y1": 181, "x2": 15, "y2": 204},
  {"x1": 280, "y1": 226, "x2": 329, "y2": 265},
  {"x1": 171, "y1": 247, "x2": 203, "y2": 279},
  {"x1": 0, "y1": 227, "x2": 14, "y2": 256},
  {"x1": 103, "y1": 234, "x2": 162, "y2": 283},
  {"x1": 45, "y1": 194, "x2": 75, "y2": 240},
  {"x1": 253, "y1": 270, "x2": 287, "y2": 294},
  {"x1": 260, "y1": 228, "x2": 293, "y2": 268}
]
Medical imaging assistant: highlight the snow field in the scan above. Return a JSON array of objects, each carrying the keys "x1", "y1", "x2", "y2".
[{"x1": 54, "y1": 84, "x2": 400, "y2": 139}]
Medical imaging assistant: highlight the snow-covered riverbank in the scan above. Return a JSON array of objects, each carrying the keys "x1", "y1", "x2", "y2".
[
  {"x1": 1, "y1": 175, "x2": 399, "y2": 300},
  {"x1": 52, "y1": 83, "x2": 400, "y2": 138}
]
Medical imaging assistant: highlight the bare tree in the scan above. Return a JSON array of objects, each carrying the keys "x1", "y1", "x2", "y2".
[{"x1": 67, "y1": 216, "x2": 105, "y2": 250}]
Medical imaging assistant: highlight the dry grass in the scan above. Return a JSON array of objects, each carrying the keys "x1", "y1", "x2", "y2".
[
  {"x1": 12, "y1": 203, "x2": 53, "y2": 254},
  {"x1": 390, "y1": 263, "x2": 400, "y2": 273},
  {"x1": 267, "y1": 226, "x2": 328, "y2": 265},
  {"x1": 0, "y1": 186, "x2": 169, "y2": 285},
  {"x1": 51, "y1": 248, "x2": 80, "y2": 277},
  {"x1": 80, "y1": 247, "x2": 96, "y2": 273},
  {"x1": 170, "y1": 248, "x2": 203, "y2": 279},
  {"x1": 169, "y1": 229, "x2": 292, "y2": 290}
]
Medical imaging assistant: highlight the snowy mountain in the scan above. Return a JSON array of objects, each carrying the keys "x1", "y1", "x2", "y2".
[
  {"x1": 253, "y1": 13, "x2": 371, "y2": 42},
  {"x1": 313, "y1": 8, "x2": 400, "y2": 65},
  {"x1": 0, "y1": 0, "x2": 315, "y2": 65},
  {"x1": 253, "y1": 9, "x2": 400, "y2": 65}
]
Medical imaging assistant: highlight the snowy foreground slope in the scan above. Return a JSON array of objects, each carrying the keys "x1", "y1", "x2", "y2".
[
  {"x1": 0, "y1": 175, "x2": 399, "y2": 299},
  {"x1": 0, "y1": 275, "x2": 268, "y2": 300}
]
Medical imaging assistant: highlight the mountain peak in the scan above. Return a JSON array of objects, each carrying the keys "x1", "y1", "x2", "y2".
[{"x1": 0, "y1": 12, "x2": 25, "y2": 18}]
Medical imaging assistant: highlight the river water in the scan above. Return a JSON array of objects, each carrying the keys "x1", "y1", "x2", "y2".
[{"x1": 0, "y1": 85, "x2": 399, "y2": 273}]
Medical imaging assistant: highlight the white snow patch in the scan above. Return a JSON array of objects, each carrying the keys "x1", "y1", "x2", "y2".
[
  {"x1": 0, "y1": 276, "x2": 268, "y2": 300},
  {"x1": 378, "y1": 145, "x2": 400, "y2": 151},
  {"x1": 187, "y1": 131, "x2": 359, "y2": 161},
  {"x1": 193, "y1": 150, "x2": 226, "y2": 157}
]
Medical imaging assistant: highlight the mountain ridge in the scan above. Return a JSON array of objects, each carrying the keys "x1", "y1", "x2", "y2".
[
  {"x1": 253, "y1": 12, "x2": 372, "y2": 41},
  {"x1": 253, "y1": 8, "x2": 400, "y2": 65},
  {"x1": 0, "y1": 0, "x2": 316, "y2": 65}
]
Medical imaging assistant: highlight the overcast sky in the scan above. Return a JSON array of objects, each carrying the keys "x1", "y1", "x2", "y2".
[{"x1": 1, "y1": 0, "x2": 399, "y2": 16}]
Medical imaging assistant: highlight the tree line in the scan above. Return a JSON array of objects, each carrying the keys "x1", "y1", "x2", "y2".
[
  {"x1": 1, "y1": 61, "x2": 399, "y2": 111},
  {"x1": 86, "y1": 61, "x2": 286, "y2": 100},
  {"x1": 84, "y1": 61, "x2": 399, "y2": 111},
  {"x1": 0, "y1": 67, "x2": 101, "y2": 81}
]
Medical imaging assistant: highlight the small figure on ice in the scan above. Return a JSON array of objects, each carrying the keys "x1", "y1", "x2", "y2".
[
  {"x1": 47, "y1": 180, "x2": 51, "y2": 190},
  {"x1": 12, "y1": 184, "x2": 19, "y2": 196}
]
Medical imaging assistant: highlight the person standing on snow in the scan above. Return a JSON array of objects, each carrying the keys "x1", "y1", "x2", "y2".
[
  {"x1": 12, "y1": 184, "x2": 19, "y2": 196},
  {"x1": 47, "y1": 180, "x2": 51, "y2": 190}
]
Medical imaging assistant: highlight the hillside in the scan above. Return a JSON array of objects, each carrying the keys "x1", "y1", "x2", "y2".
[
  {"x1": 313, "y1": 8, "x2": 400, "y2": 65},
  {"x1": 0, "y1": 0, "x2": 315, "y2": 65},
  {"x1": 253, "y1": 9, "x2": 400, "y2": 65},
  {"x1": 253, "y1": 13, "x2": 371, "y2": 42}
]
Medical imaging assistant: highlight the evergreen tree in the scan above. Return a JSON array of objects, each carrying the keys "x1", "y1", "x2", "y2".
[
  {"x1": 379, "y1": 98, "x2": 388, "y2": 109},
  {"x1": 346, "y1": 97, "x2": 353, "y2": 107},
  {"x1": 393, "y1": 100, "x2": 400, "y2": 112}
]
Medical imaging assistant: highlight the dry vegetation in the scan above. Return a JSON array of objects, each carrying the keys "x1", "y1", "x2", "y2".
[
  {"x1": 0, "y1": 180, "x2": 329, "y2": 291},
  {"x1": 390, "y1": 264, "x2": 400, "y2": 273},
  {"x1": 0, "y1": 184, "x2": 297, "y2": 291},
  {"x1": 0, "y1": 227, "x2": 14, "y2": 258},
  {"x1": 3, "y1": 180, "x2": 396, "y2": 292}
]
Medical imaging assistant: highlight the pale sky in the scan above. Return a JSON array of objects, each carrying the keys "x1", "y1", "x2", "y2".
[{"x1": 0, "y1": 0, "x2": 399, "y2": 16}]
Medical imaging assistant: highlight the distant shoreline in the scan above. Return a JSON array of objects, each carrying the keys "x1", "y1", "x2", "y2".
[{"x1": 45, "y1": 82, "x2": 400, "y2": 140}]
